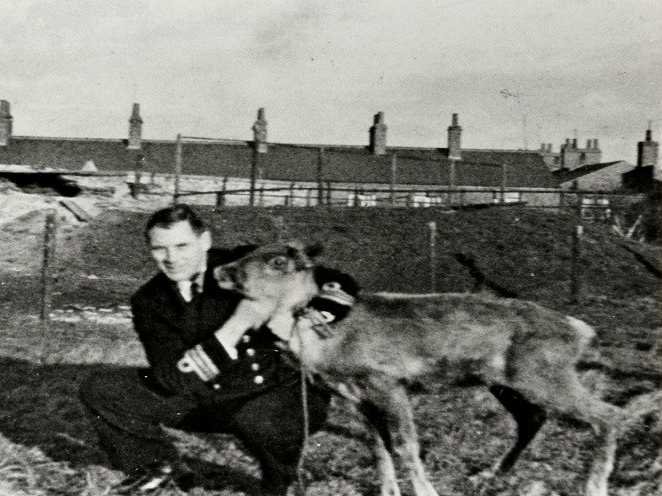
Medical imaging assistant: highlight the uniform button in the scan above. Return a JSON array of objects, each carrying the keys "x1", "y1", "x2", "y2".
[
  {"x1": 253, "y1": 375, "x2": 264, "y2": 385},
  {"x1": 242, "y1": 335, "x2": 251, "y2": 343},
  {"x1": 212, "y1": 383, "x2": 221, "y2": 390},
  {"x1": 251, "y1": 363, "x2": 260, "y2": 371},
  {"x1": 246, "y1": 348, "x2": 255, "y2": 357}
]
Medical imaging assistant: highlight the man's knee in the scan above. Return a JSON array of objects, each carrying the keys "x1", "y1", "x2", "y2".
[{"x1": 234, "y1": 383, "x2": 330, "y2": 452}]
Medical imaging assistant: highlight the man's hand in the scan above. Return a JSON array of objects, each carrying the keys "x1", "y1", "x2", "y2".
[
  {"x1": 177, "y1": 345, "x2": 220, "y2": 382},
  {"x1": 213, "y1": 298, "x2": 275, "y2": 358}
]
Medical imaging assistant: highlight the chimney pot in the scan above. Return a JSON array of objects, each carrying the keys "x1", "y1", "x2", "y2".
[
  {"x1": 127, "y1": 103, "x2": 143, "y2": 150},
  {"x1": 369, "y1": 111, "x2": 387, "y2": 155},
  {"x1": 130, "y1": 103, "x2": 142, "y2": 122},
  {"x1": 447, "y1": 113, "x2": 462, "y2": 159},
  {"x1": 0, "y1": 99, "x2": 13, "y2": 147},
  {"x1": 253, "y1": 107, "x2": 268, "y2": 153}
]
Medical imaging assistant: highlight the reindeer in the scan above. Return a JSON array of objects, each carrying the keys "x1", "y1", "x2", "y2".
[{"x1": 212, "y1": 241, "x2": 661, "y2": 496}]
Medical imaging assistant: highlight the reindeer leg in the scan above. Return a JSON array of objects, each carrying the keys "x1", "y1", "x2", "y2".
[
  {"x1": 489, "y1": 384, "x2": 547, "y2": 473},
  {"x1": 558, "y1": 389, "x2": 623, "y2": 496},
  {"x1": 577, "y1": 398, "x2": 624, "y2": 496},
  {"x1": 519, "y1": 373, "x2": 624, "y2": 496},
  {"x1": 374, "y1": 384, "x2": 439, "y2": 496},
  {"x1": 358, "y1": 401, "x2": 401, "y2": 496}
]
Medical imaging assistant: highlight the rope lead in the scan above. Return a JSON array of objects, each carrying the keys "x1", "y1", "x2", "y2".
[{"x1": 295, "y1": 325, "x2": 310, "y2": 496}]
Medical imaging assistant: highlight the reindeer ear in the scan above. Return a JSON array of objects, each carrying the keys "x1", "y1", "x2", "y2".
[{"x1": 305, "y1": 242, "x2": 323, "y2": 259}]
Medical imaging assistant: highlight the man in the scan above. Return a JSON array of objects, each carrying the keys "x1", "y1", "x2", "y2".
[{"x1": 79, "y1": 204, "x2": 358, "y2": 495}]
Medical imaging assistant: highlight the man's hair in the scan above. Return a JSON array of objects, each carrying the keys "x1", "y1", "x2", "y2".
[{"x1": 144, "y1": 204, "x2": 208, "y2": 240}]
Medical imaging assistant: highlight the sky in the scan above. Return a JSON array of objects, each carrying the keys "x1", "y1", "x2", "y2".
[{"x1": 2, "y1": 0, "x2": 661, "y2": 163}]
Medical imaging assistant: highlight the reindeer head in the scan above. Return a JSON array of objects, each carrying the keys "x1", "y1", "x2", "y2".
[{"x1": 214, "y1": 241, "x2": 322, "y2": 316}]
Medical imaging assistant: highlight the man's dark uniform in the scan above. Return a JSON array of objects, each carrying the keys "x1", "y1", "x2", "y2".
[{"x1": 79, "y1": 247, "x2": 355, "y2": 494}]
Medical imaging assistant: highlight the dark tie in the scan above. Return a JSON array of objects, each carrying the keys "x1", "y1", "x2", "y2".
[{"x1": 190, "y1": 273, "x2": 203, "y2": 296}]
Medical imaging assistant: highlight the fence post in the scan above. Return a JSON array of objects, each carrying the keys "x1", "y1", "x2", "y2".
[
  {"x1": 272, "y1": 215, "x2": 286, "y2": 242},
  {"x1": 40, "y1": 210, "x2": 57, "y2": 363},
  {"x1": 318, "y1": 182, "x2": 325, "y2": 207},
  {"x1": 500, "y1": 163, "x2": 507, "y2": 203},
  {"x1": 249, "y1": 149, "x2": 258, "y2": 207},
  {"x1": 259, "y1": 186, "x2": 265, "y2": 206},
  {"x1": 326, "y1": 181, "x2": 332, "y2": 207},
  {"x1": 306, "y1": 188, "x2": 312, "y2": 207},
  {"x1": 428, "y1": 221, "x2": 437, "y2": 292},
  {"x1": 289, "y1": 182, "x2": 296, "y2": 207},
  {"x1": 317, "y1": 147, "x2": 325, "y2": 206},
  {"x1": 390, "y1": 153, "x2": 397, "y2": 206},
  {"x1": 174, "y1": 134, "x2": 182, "y2": 204},
  {"x1": 215, "y1": 176, "x2": 227, "y2": 208},
  {"x1": 131, "y1": 153, "x2": 144, "y2": 199},
  {"x1": 570, "y1": 193, "x2": 583, "y2": 303}
]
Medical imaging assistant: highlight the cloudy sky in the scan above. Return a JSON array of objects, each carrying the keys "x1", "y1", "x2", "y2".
[{"x1": 2, "y1": 0, "x2": 661, "y2": 162}]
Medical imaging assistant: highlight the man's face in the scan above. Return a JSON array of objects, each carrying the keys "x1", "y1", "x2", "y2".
[{"x1": 147, "y1": 220, "x2": 211, "y2": 282}]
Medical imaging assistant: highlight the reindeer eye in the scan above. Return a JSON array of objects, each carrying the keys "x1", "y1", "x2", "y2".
[
  {"x1": 269, "y1": 255, "x2": 289, "y2": 271},
  {"x1": 322, "y1": 281, "x2": 341, "y2": 291}
]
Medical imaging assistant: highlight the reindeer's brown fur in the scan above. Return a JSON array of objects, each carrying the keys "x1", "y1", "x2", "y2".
[{"x1": 214, "y1": 242, "x2": 660, "y2": 496}]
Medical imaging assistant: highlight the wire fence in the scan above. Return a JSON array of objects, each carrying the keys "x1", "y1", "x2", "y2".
[
  {"x1": 35, "y1": 182, "x2": 648, "y2": 338},
  {"x1": 164, "y1": 183, "x2": 645, "y2": 234}
]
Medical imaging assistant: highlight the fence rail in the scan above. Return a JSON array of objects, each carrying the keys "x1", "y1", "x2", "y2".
[{"x1": 166, "y1": 182, "x2": 644, "y2": 215}]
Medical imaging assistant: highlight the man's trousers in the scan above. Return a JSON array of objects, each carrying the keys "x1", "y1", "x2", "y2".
[{"x1": 79, "y1": 367, "x2": 330, "y2": 493}]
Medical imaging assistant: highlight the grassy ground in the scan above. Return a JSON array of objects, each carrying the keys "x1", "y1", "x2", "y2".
[{"x1": 0, "y1": 204, "x2": 660, "y2": 495}]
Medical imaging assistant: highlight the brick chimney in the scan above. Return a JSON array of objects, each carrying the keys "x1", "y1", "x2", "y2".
[
  {"x1": 637, "y1": 126, "x2": 659, "y2": 168},
  {"x1": 447, "y1": 113, "x2": 462, "y2": 159},
  {"x1": 0, "y1": 100, "x2": 13, "y2": 147},
  {"x1": 128, "y1": 103, "x2": 143, "y2": 150},
  {"x1": 252, "y1": 107, "x2": 268, "y2": 153},
  {"x1": 369, "y1": 111, "x2": 387, "y2": 155}
]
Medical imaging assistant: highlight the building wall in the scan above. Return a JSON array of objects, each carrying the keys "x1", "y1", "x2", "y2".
[{"x1": 560, "y1": 161, "x2": 633, "y2": 191}]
